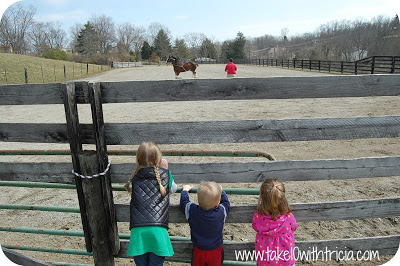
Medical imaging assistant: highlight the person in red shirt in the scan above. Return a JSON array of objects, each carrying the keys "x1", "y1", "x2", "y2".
[{"x1": 225, "y1": 58, "x2": 237, "y2": 77}]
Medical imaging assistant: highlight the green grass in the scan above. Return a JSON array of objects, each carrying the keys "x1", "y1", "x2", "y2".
[{"x1": 0, "y1": 53, "x2": 111, "y2": 84}]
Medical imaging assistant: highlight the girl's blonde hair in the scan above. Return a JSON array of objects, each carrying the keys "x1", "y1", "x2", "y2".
[
  {"x1": 124, "y1": 141, "x2": 167, "y2": 197},
  {"x1": 257, "y1": 179, "x2": 291, "y2": 219}
]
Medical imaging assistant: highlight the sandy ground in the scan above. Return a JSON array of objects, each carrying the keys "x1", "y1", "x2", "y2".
[{"x1": 0, "y1": 64, "x2": 399, "y2": 265}]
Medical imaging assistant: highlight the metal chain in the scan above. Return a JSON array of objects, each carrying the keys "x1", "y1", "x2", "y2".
[{"x1": 71, "y1": 160, "x2": 111, "y2": 179}]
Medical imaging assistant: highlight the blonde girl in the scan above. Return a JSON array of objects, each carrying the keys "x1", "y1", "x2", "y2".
[
  {"x1": 125, "y1": 141, "x2": 177, "y2": 266},
  {"x1": 252, "y1": 179, "x2": 298, "y2": 266}
]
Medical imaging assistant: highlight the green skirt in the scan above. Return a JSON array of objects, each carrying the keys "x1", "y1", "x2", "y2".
[{"x1": 127, "y1": 226, "x2": 174, "y2": 257}]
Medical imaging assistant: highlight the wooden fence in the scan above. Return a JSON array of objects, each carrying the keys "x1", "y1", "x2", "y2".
[
  {"x1": 205, "y1": 56, "x2": 400, "y2": 75},
  {"x1": 1, "y1": 63, "x2": 110, "y2": 85},
  {"x1": 0, "y1": 74, "x2": 400, "y2": 265},
  {"x1": 111, "y1": 62, "x2": 143, "y2": 68}
]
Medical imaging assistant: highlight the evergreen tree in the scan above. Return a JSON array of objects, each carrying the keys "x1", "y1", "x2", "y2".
[
  {"x1": 141, "y1": 41, "x2": 152, "y2": 60},
  {"x1": 75, "y1": 22, "x2": 99, "y2": 57},
  {"x1": 199, "y1": 38, "x2": 217, "y2": 59},
  {"x1": 153, "y1": 29, "x2": 172, "y2": 61},
  {"x1": 220, "y1": 40, "x2": 231, "y2": 60},
  {"x1": 173, "y1": 38, "x2": 191, "y2": 60},
  {"x1": 229, "y1": 32, "x2": 246, "y2": 59}
]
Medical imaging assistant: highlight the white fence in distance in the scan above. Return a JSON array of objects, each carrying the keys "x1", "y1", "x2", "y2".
[{"x1": 112, "y1": 62, "x2": 143, "y2": 68}]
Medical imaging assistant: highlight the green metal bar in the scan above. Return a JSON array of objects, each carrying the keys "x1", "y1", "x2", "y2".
[
  {"x1": 4, "y1": 244, "x2": 254, "y2": 265},
  {"x1": 0, "y1": 226, "x2": 84, "y2": 237},
  {"x1": 2, "y1": 244, "x2": 92, "y2": 256},
  {"x1": 0, "y1": 204, "x2": 80, "y2": 213},
  {"x1": 0, "y1": 181, "x2": 260, "y2": 195},
  {"x1": 223, "y1": 261, "x2": 256, "y2": 265},
  {"x1": 52, "y1": 263, "x2": 89, "y2": 266},
  {"x1": 0, "y1": 226, "x2": 191, "y2": 242},
  {"x1": 0, "y1": 150, "x2": 71, "y2": 156},
  {"x1": 175, "y1": 187, "x2": 259, "y2": 195},
  {"x1": 0, "y1": 181, "x2": 76, "y2": 189}
]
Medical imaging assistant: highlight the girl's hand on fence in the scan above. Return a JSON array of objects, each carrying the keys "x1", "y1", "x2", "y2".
[
  {"x1": 182, "y1": 185, "x2": 194, "y2": 192},
  {"x1": 159, "y1": 158, "x2": 168, "y2": 169}
]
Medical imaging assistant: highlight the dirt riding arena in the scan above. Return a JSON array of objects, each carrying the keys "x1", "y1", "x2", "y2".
[{"x1": 0, "y1": 64, "x2": 399, "y2": 265}]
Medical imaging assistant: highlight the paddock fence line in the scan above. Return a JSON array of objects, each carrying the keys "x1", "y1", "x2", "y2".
[
  {"x1": 111, "y1": 62, "x2": 143, "y2": 68},
  {"x1": 0, "y1": 74, "x2": 399, "y2": 265},
  {"x1": 0, "y1": 63, "x2": 111, "y2": 85},
  {"x1": 198, "y1": 56, "x2": 400, "y2": 75}
]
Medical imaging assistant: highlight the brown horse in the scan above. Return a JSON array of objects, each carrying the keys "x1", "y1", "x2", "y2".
[{"x1": 166, "y1": 56, "x2": 198, "y2": 79}]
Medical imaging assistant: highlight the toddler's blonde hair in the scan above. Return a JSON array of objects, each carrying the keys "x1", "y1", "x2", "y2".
[
  {"x1": 197, "y1": 181, "x2": 222, "y2": 210},
  {"x1": 257, "y1": 179, "x2": 291, "y2": 219},
  {"x1": 124, "y1": 141, "x2": 166, "y2": 197}
]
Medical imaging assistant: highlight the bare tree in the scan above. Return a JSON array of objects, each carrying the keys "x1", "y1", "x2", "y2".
[
  {"x1": 0, "y1": 3, "x2": 36, "y2": 54},
  {"x1": 47, "y1": 21, "x2": 67, "y2": 49},
  {"x1": 117, "y1": 22, "x2": 145, "y2": 59},
  {"x1": 30, "y1": 21, "x2": 49, "y2": 55},
  {"x1": 30, "y1": 21, "x2": 67, "y2": 55},
  {"x1": 69, "y1": 23, "x2": 84, "y2": 51},
  {"x1": 183, "y1": 32, "x2": 206, "y2": 59},
  {"x1": 90, "y1": 14, "x2": 116, "y2": 54},
  {"x1": 147, "y1": 22, "x2": 171, "y2": 46},
  {"x1": 281, "y1": 27, "x2": 289, "y2": 40}
]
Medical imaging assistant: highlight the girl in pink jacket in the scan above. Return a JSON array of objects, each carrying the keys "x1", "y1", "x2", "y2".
[{"x1": 252, "y1": 179, "x2": 298, "y2": 265}]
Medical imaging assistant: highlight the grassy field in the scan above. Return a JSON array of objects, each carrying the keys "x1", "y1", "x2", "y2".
[{"x1": 0, "y1": 53, "x2": 112, "y2": 84}]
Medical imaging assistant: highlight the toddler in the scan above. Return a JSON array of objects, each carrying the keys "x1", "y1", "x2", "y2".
[{"x1": 252, "y1": 179, "x2": 298, "y2": 265}]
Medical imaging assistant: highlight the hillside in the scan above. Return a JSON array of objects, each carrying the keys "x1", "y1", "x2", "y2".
[{"x1": 0, "y1": 53, "x2": 111, "y2": 84}]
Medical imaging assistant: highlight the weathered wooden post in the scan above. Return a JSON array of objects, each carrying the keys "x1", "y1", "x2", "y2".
[
  {"x1": 63, "y1": 81, "x2": 120, "y2": 265},
  {"x1": 62, "y1": 82, "x2": 92, "y2": 251},
  {"x1": 24, "y1": 67, "x2": 28, "y2": 84},
  {"x1": 390, "y1": 56, "x2": 395, "y2": 73},
  {"x1": 355, "y1": 61, "x2": 358, "y2": 75},
  {"x1": 371, "y1": 56, "x2": 376, "y2": 74},
  {"x1": 88, "y1": 82, "x2": 120, "y2": 254},
  {"x1": 77, "y1": 151, "x2": 115, "y2": 266}
]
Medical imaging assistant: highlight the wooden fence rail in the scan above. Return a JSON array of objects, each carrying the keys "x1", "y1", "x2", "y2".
[
  {"x1": 1, "y1": 75, "x2": 399, "y2": 105},
  {"x1": 1, "y1": 156, "x2": 400, "y2": 184},
  {"x1": 114, "y1": 197, "x2": 400, "y2": 224}
]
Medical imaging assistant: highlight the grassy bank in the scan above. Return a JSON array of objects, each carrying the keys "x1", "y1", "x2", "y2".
[{"x1": 0, "y1": 53, "x2": 111, "y2": 84}]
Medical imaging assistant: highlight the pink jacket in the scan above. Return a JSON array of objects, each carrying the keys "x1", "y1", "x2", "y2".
[{"x1": 252, "y1": 212, "x2": 298, "y2": 265}]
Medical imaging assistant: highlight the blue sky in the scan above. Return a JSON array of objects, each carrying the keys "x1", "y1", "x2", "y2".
[{"x1": 1, "y1": 0, "x2": 400, "y2": 42}]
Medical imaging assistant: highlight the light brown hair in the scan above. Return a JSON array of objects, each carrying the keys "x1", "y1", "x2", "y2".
[
  {"x1": 124, "y1": 141, "x2": 166, "y2": 197},
  {"x1": 257, "y1": 179, "x2": 291, "y2": 219},
  {"x1": 197, "y1": 181, "x2": 222, "y2": 210}
]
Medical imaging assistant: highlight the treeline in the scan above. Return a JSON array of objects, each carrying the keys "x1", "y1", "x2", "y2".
[
  {"x1": 248, "y1": 15, "x2": 400, "y2": 61},
  {"x1": 1, "y1": 2, "x2": 399, "y2": 65}
]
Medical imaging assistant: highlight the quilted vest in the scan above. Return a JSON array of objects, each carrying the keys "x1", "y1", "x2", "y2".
[{"x1": 129, "y1": 167, "x2": 170, "y2": 229}]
